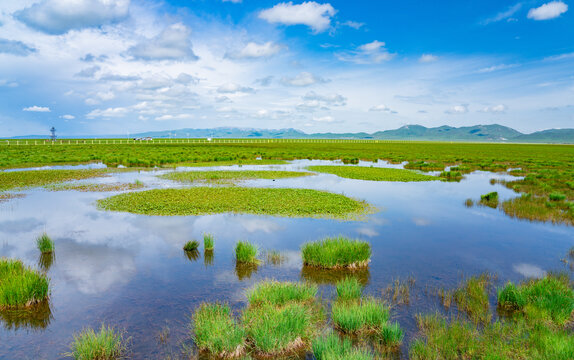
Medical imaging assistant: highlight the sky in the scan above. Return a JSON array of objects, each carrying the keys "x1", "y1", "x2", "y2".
[{"x1": 0, "y1": 0, "x2": 573, "y2": 136}]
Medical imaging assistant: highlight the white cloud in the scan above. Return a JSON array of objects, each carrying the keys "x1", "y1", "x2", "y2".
[
  {"x1": 369, "y1": 104, "x2": 396, "y2": 113},
  {"x1": 281, "y1": 72, "x2": 328, "y2": 86},
  {"x1": 228, "y1": 41, "x2": 283, "y2": 59},
  {"x1": 86, "y1": 107, "x2": 129, "y2": 118},
  {"x1": 341, "y1": 20, "x2": 364, "y2": 29},
  {"x1": 419, "y1": 54, "x2": 438, "y2": 63},
  {"x1": 259, "y1": 1, "x2": 337, "y2": 33},
  {"x1": 302, "y1": 91, "x2": 346, "y2": 106},
  {"x1": 482, "y1": 3, "x2": 522, "y2": 25},
  {"x1": 0, "y1": 38, "x2": 36, "y2": 56},
  {"x1": 527, "y1": 1, "x2": 568, "y2": 20},
  {"x1": 128, "y1": 23, "x2": 198, "y2": 61},
  {"x1": 480, "y1": 104, "x2": 507, "y2": 113},
  {"x1": 477, "y1": 63, "x2": 518, "y2": 73},
  {"x1": 217, "y1": 83, "x2": 255, "y2": 94},
  {"x1": 16, "y1": 0, "x2": 130, "y2": 34},
  {"x1": 222, "y1": 0, "x2": 242, "y2": 3},
  {"x1": 312, "y1": 115, "x2": 334, "y2": 122},
  {"x1": 154, "y1": 114, "x2": 192, "y2": 121},
  {"x1": 445, "y1": 104, "x2": 469, "y2": 114},
  {"x1": 62, "y1": 114, "x2": 75, "y2": 120},
  {"x1": 337, "y1": 40, "x2": 394, "y2": 64},
  {"x1": 23, "y1": 105, "x2": 50, "y2": 112},
  {"x1": 75, "y1": 66, "x2": 101, "y2": 78}
]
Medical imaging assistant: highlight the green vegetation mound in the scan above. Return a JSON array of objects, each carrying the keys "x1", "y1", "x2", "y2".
[
  {"x1": 301, "y1": 237, "x2": 372, "y2": 268},
  {"x1": 307, "y1": 165, "x2": 437, "y2": 182}
]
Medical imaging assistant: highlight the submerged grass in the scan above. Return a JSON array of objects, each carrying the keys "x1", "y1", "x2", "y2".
[
  {"x1": 331, "y1": 297, "x2": 389, "y2": 333},
  {"x1": 66, "y1": 324, "x2": 128, "y2": 360},
  {"x1": 36, "y1": 233, "x2": 54, "y2": 254},
  {"x1": 502, "y1": 193, "x2": 574, "y2": 226},
  {"x1": 192, "y1": 303, "x2": 246, "y2": 358},
  {"x1": 312, "y1": 332, "x2": 373, "y2": 360},
  {"x1": 307, "y1": 165, "x2": 438, "y2": 182},
  {"x1": 97, "y1": 187, "x2": 372, "y2": 220},
  {"x1": 453, "y1": 274, "x2": 492, "y2": 324},
  {"x1": 335, "y1": 277, "x2": 363, "y2": 301},
  {"x1": 247, "y1": 280, "x2": 317, "y2": 307},
  {"x1": 0, "y1": 258, "x2": 50, "y2": 309},
  {"x1": 301, "y1": 236, "x2": 371, "y2": 269},
  {"x1": 160, "y1": 170, "x2": 311, "y2": 183},
  {"x1": 235, "y1": 241, "x2": 259, "y2": 265},
  {"x1": 0, "y1": 169, "x2": 107, "y2": 191}
]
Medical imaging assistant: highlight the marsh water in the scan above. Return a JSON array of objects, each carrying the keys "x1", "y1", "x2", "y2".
[{"x1": 1, "y1": 160, "x2": 573, "y2": 359}]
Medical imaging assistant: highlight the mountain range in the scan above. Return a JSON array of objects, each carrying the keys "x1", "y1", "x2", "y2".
[{"x1": 6, "y1": 124, "x2": 574, "y2": 143}]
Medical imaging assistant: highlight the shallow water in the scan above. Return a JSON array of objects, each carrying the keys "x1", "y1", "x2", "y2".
[{"x1": 0, "y1": 160, "x2": 572, "y2": 359}]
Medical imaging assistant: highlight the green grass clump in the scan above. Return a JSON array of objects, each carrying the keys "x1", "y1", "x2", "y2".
[
  {"x1": 480, "y1": 191, "x2": 498, "y2": 201},
  {"x1": 97, "y1": 187, "x2": 371, "y2": 220},
  {"x1": 66, "y1": 324, "x2": 128, "y2": 360},
  {"x1": 549, "y1": 192, "x2": 567, "y2": 201},
  {"x1": 36, "y1": 233, "x2": 54, "y2": 254},
  {"x1": 242, "y1": 303, "x2": 318, "y2": 355},
  {"x1": 0, "y1": 169, "x2": 107, "y2": 191},
  {"x1": 307, "y1": 165, "x2": 438, "y2": 182},
  {"x1": 247, "y1": 281, "x2": 317, "y2": 307},
  {"x1": 312, "y1": 332, "x2": 373, "y2": 360},
  {"x1": 377, "y1": 322, "x2": 404, "y2": 348},
  {"x1": 502, "y1": 194, "x2": 574, "y2": 226},
  {"x1": 498, "y1": 282, "x2": 527, "y2": 310},
  {"x1": 193, "y1": 303, "x2": 246, "y2": 357},
  {"x1": 453, "y1": 275, "x2": 492, "y2": 324},
  {"x1": 335, "y1": 277, "x2": 363, "y2": 301},
  {"x1": 439, "y1": 171, "x2": 463, "y2": 181},
  {"x1": 331, "y1": 297, "x2": 389, "y2": 333},
  {"x1": 0, "y1": 258, "x2": 50, "y2": 309},
  {"x1": 301, "y1": 237, "x2": 371, "y2": 269},
  {"x1": 235, "y1": 241, "x2": 259, "y2": 265},
  {"x1": 183, "y1": 240, "x2": 199, "y2": 251},
  {"x1": 160, "y1": 170, "x2": 311, "y2": 183},
  {"x1": 203, "y1": 233, "x2": 214, "y2": 251}
]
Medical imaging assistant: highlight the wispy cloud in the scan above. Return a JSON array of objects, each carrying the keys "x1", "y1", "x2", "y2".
[{"x1": 482, "y1": 3, "x2": 522, "y2": 25}]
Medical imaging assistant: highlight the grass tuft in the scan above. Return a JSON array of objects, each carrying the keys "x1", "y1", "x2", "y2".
[
  {"x1": 301, "y1": 236, "x2": 371, "y2": 269},
  {"x1": 203, "y1": 233, "x2": 214, "y2": 251},
  {"x1": 36, "y1": 233, "x2": 54, "y2": 254},
  {"x1": 66, "y1": 324, "x2": 128, "y2": 360},
  {"x1": 183, "y1": 240, "x2": 199, "y2": 252},
  {"x1": 377, "y1": 322, "x2": 404, "y2": 348},
  {"x1": 453, "y1": 274, "x2": 492, "y2": 324},
  {"x1": 0, "y1": 258, "x2": 50, "y2": 309},
  {"x1": 312, "y1": 332, "x2": 373, "y2": 360},
  {"x1": 331, "y1": 297, "x2": 389, "y2": 333},
  {"x1": 247, "y1": 280, "x2": 317, "y2": 307},
  {"x1": 235, "y1": 241, "x2": 259, "y2": 265},
  {"x1": 192, "y1": 303, "x2": 245, "y2": 357},
  {"x1": 335, "y1": 277, "x2": 363, "y2": 301}
]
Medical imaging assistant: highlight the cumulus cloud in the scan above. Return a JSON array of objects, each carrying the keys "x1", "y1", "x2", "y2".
[
  {"x1": 16, "y1": 0, "x2": 130, "y2": 34},
  {"x1": 23, "y1": 105, "x2": 50, "y2": 112},
  {"x1": 217, "y1": 83, "x2": 255, "y2": 94},
  {"x1": 128, "y1": 23, "x2": 198, "y2": 61},
  {"x1": 298, "y1": 91, "x2": 346, "y2": 110},
  {"x1": 259, "y1": 1, "x2": 337, "y2": 33},
  {"x1": 528, "y1": 1, "x2": 568, "y2": 20},
  {"x1": 228, "y1": 41, "x2": 283, "y2": 59},
  {"x1": 337, "y1": 40, "x2": 394, "y2": 64},
  {"x1": 419, "y1": 54, "x2": 438, "y2": 63},
  {"x1": 480, "y1": 104, "x2": 507, "y2": 113},
  {"x1": 62, "y1": 114, "x2": 75, "y2": 120},
  {"x1": 312, "y1": 115, "x2": 335, "y2": 122},
  {"x1": 281, "y1": 72, "x2": 328, "y2": 86},
  {"x1": 0, "y1": 38, "x2": 36, "y2": 56},
  {"x1": 482, "y1": 3, "x2": 522, "y2": 25},
  {"x1": 445, "y1": 104, "x2": 469, "y2": 114},
  {"x1": 369, "y1": 104, "x2": 396, "y2": 113},
  {"x1": 75, "y1": 66, "x2": 101, "y2": 78},
  {"x1": 86, "y1": 107, "x2": 128, "y2": 118}
]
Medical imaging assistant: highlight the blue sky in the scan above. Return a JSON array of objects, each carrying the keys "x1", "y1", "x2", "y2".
[{"x1": 0, "y1": 0, "x2": 572, "y2": 136}]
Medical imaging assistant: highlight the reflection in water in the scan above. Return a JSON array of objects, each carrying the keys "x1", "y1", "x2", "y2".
[
  {"x1": 300, "y1": 266, "x2": 370, "y2": 286},
  {"x1": 37, "y1": 252, "x2": 55, "y2": 272},
  {"x1": 184, "y1": 250, "x2": 200, "y2": 262},
  {"x1": 513, "y1": 263, "x2": 547, "y2": 279},
  {"x1": 203, "y1": 250, "x2": 214, "y2": 266},
  {"x1": 235, "y1": 263, "x2": 258, "y2": 280},
  {"x1": 0, "y1": 300, "x2": 52, "y2": 331}
]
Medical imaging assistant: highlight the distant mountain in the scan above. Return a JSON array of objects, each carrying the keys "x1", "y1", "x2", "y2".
[{"x1": 4, "y1": 125, "x2": 574, "y2": 143}]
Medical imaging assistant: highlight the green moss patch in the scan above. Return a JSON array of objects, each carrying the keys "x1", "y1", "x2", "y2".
[
  {"x1": 307, "y1": 165, "x2": 438, "y2": 182},
  {"x1": 97, "y1": 187, "x2": 371, "y2": 219}
]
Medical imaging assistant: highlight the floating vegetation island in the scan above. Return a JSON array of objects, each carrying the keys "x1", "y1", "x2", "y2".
[
  {"x1": 159, "y1": 170, "x2": 312, "y2": 183},
  {"x1": 307, "y1": 165, "x2": 438, "y2": 182},
  {"x1": 97, "y1": 187, "x2": 372, "y2": 219}
]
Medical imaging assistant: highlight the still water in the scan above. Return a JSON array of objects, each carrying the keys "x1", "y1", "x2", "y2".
[{"x1": 1, "y1": 161, "x2": 572, "y2": 359}]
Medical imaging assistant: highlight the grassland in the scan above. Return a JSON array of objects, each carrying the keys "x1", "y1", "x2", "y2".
[
  {"x1": 307, "y1": 165, "x2": 438, "y2": 182},
  {"x1": 97, "y1": 187, "x2": 371, "y2": 219},
  {"x1": 0, "y1": 169, "x2": 108, "y2": 191},
  {"x1": 0, "y1": 258, "x2": 50, "y2": 309},
  {"x1": 301, "y1": 237, "x2": 372, "y2": 268},
  {"x1": 159, "y1": 170, "x2": 311, "y2": 183},
  {"x1": 170, "y1": 159, "x2": 288, "y2": 167}
]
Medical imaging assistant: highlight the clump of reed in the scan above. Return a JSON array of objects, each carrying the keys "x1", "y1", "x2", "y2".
[
  {"x1": 247, "y1": 280, "x2": 317, "y2": 307},
  {"x1": 480, "y1": 191, "x2": 499, "y2": 208},
  {"x1": 331, "y1": 297, "x2": 389, "y2": 333},
  {"x1": 377, "y1": 322, "x2": 404, "y2": 348},
  {"x1": 203, "y1": 233, "x2": 214, "y2": 251},
  {"x1": 265, "y1": 250, "x2": 285, "y2": 265},
  {"x1": 183, "y1": 240, "x2": 199, "y2": 252},
  {"x1": 301, "y1": 236, "x2": 371, "y2": 269},
  {"x1": 453, "y1": 274, "x2": 492, "y2": 324},
  {"x1": 235, "y1": 241, "x2": 259, "y2": 265},
  {"x1": 0, "y1": 258, "x2": 50, "y2": 309},
  {"x1": 549, "y1": 192, "x2": 566, "y2": 201},
  {"x1": 464, "y1": 198, "x2": 474, "y2": 208},
  {"x1": 66, "y1": 324, "x2": 128, "y2": 360},
  {"x1": 312, "y1": 332, "x2": 373, "y2": 360},
  {"x1": 335, "y1": 277, "x2": 363, "y2": 301},
  {"x1": 36, "y1": 233, "x2": 54, "y2": 254},
  {"x1": 192, "y1": 303, "x2": 246, "y2": 358},
  {"x1": 439, "y1": 171, "x2": 463, "y2": 181},
  {"x1": 383, "y1": 277, "x2": 415, "y2": 305}
]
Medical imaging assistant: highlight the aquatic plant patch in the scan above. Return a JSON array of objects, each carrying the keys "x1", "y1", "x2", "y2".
[
  {"x1": 46, "y1": 181, "x2": 144, "y2": 192},
  {"x1": 501, "y1": 194, "x2": 574, "y2": 226},
  {"x1": 307, "y1": 165, "x2": 438, "y2": 182},
  {"x1": 171, "y1": 159, "x2": 288, "y2": 167},
  {"x1": 193, "y1": 303, "x2": 246, "y2": 358},
  {"x1": 312, "y1": 332, "x2": 374, "y2": 360},
  {"x1": 0, "y1": 193, "x2": 25, "y2": 202},
  {"x1": 0, "y1": 169, "x2": 108, "y2": 191},
  {"x1": 301, "y1": 237, "x2": 372, "y2": 269},
  {"x1": 159, "y1": 170, "x2": 311, "y2": 183},
  {"x1": 65, "y1": 324, "x2": 128, "y2": 360},
  {"x1": 97, "y1": 187, "x2": 371, "y2": 219},
  {"x1": 247, "y1": 281, "x2": 317, "y2": 307},
  {"x1": 203, "y1": 233, "x2": 214, "y2": 251},
  {"x1": 335, "y1": 277, "x2": 363, "y2": 301},
  {"x1": 0, "y1": 258, "x2": 50, "y2": 309},
  {"x1": 453, "y1": 275, "x2": 492, "y2": 325},
  {"x1": 331, "y1": 297, "x2": 389, "y2": 333},
  {"x1": 36, "y1": 233, "x2": 54, "y2": 254},
  {"x1": 183, "y1": 240, "x2": 199, "y2": 252}
]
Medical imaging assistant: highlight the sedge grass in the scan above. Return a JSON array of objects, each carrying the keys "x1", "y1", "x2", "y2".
[
  {"x1": 246, "y1": 280, "x2": 317, "y2": 307},
  {"x1": 66, "y1": 324, "x2": 128, "y2": 360},
  {"x1": 203, "y1": 233, "x2": 214, "y2": 251},
  {"x1": 183, "y1": 240, "x2": 199, "y2": 252},
  {"x1": 312, "y1": 332, "x2": 373, "y2": 360},
  {"x1": 0, "y1": 258, "x2": 49, "y2": 309},
  {"x1": 307, "y1": 165, "x2": 438, "y2": 182},
  {"x1": 36, "y1": 233, "x2": 54, "y2": 254},
  {"x1": 160, "y1": 170, "x2": 311, "y2": 183},
  {"x1": 335, "y1": 277, "x2": 363, "y2": 301},
  {"x1": 235, "y1": 241, "x2": 259, "y2": 265},
  {"x1": 97, "y1": 187, "x2": 371, "y2": 220},
  {"x1": 331, "y1": 297, "x2": 389, "y2": 333},
  {"x1": 453, "y1": 274, "x2": 492, "y2": 325},
  {"x1": 377, "y1": 322, "x2": 404, "y2": 348},
  {"x1": 301, "y1": 236, "x2": 371, "y2": 269},
  {"x1": 192, "y1": 303, "x2": 246, "y2": 357}
]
